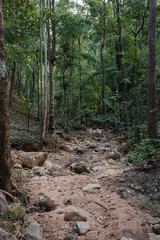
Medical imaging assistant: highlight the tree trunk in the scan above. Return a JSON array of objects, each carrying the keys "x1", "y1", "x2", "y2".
[
  {"x1": 49, "y1": 0, "x2": 56, "y2": 133},
  {"x1": 0, "y1": 0, "x2": 11, "y2": 192},
  {"x1": 40, "y1": 0, "x2": 43, "y2": 134},
  {"x1": 42, "y1": 0, "x2": 48, "y2": 140},
  {"x1": 10, "y1": 61, "x2": 16, "y2": 97},
  {"x1": 148, "y1": 0, "x2": 158, "y2": 139},
  {"x1": 115, "y1": 0, "x2": 125, "y2": 94},
  {"x1": 100, "y1": 2, "x2": 107, "y2": 131}
]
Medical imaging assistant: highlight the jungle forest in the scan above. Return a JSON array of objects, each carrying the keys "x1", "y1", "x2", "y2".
[{"x1": 0, "y1": 0, "x2": 160, "y2": 239}]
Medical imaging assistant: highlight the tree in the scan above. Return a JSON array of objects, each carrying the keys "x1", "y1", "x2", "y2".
[
  {"x1": 148, "y1": 0, "x2": 158, "y2": 139},
  {"x1": 0, "y1": 0, "x2": 11, "y2": 191},
  {"x1": 42, "y1": 0, "x2": 48, "y2": 140},
  {"x1": 49, "y1": 0, "x2": 56, "y2": 133}
]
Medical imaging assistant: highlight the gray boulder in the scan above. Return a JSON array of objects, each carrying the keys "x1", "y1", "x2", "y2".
[
  {"x1": 22, "y1": 222, "x2": 43, "y2": 240},
  {"x1": 21, "y1": 152, "x2": 47, "y2": 168},
  {"x1": 0, "y1": 194, "x2": 8, "y2": 219}
]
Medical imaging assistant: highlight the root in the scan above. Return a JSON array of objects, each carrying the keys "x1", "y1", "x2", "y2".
[{"x1": 0, "y1": 189, "x2": 15, "y2": 202}]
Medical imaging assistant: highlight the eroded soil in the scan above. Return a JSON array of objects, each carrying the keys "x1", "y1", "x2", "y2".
[{"x1": 17, "y1": 129, "x2": 160, "y2": 240}]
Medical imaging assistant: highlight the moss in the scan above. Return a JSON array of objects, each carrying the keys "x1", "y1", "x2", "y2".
[
  {"x1": 0, "y1": 221, "x2": 15, "y2": 234},
  {"x1": 8, "y1": 202, "x2": 26, "y2": 221}
]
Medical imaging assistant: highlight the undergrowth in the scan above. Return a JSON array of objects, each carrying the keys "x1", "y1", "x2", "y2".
[{"x1": 127, "y1": 138, "x2": 159, "y2": 163}]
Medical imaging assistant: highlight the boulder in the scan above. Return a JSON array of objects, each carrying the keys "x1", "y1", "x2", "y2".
[
  {"x1": 76, "y1": 145, "x2": 89, "y2": 154},
  {"x1": 37, "y1": 195, "x2": 56, "y2": 211},
  {"x1": 0, "y1": 228, "x2": 10, "y2": 240},
  {"x1": 76, "y1": 221, "x2": 89, "y2": 235},
  {"x1": 32, "y1": 167, "x2": 45, "y2": 176},
  {"x1": 107, "y1": 158, "x2": 117, "y2": 165},
  {"x1": 21, "y1": 139, "x2": 42, "y2": 152},
  {"x1": 61, "y1": 145, "x2": 74, "y2": 152},
  {"x1": 64, "y1": 211, "x2": 87, "y2": 222},
  {"x1": 108, "y1": 151, "x2": 120, "y2": 160},
  {"x1": 22, "y1": 222, "x2": 43, "y2": 240},
  {"x1": 152, "y1": 224, "x2": 160, "y2": 235},
  {"x1": 70, "y1": 162, "x2": 90, "y2": 174},
  {"x1": 0, "y1": 194, "x2": 8, "y2": 219},
  {"x1": 0, "y1": 221, "x2": 15, "y2": 234},
  {"x1": 21, "y1": 152, "x2": 47, "y2": 168},
  {"x1": 148, "y1": 233, "x2": 160, "y2": 240}
]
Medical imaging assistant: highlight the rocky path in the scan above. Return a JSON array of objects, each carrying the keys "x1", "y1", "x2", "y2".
[{"x1": 18, "y1": 129, "x2": 160, "y2": 240}]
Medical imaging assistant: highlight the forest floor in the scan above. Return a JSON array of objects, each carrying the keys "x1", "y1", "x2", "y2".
[{"x1": 11, "y1": 118, "x2": 160, "y2": 240}]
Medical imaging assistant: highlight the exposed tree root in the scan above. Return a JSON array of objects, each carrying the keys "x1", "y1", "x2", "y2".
[{"x1": 0, "y1": 189, "x2": 15, "y2": 202}]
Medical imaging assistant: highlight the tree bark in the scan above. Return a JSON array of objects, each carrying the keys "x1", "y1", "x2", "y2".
[
  {"x1": 100, "y1": 1, "x2": 107, "y2": 131},
  {"x1": 0, "y1": 0, "x2": 11, "y2": 192},
  {"x1": 49, "y1": 0, "x2": 56, "y2": 133},
  {"x1": 10, "y1": 61, "x2": 16, "y2": 97},
  {"x1": 42, "y1": 0, "x2": 48, "y2": 140},
  {"x1": 40, "y1": 0, "x2": 43, "y2": 134},
  {"x1": 148, "y1": 0, "x2": 158, "y2": 139}
]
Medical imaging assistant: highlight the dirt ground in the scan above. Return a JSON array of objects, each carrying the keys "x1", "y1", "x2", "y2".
[{"x1": 15, "y1": 129, "x2": 160, "y2": 240}]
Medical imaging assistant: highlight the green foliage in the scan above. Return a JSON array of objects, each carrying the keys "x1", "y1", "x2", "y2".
[{"x1": 127, "y1": 139, "x2": 159, "y2": 163}]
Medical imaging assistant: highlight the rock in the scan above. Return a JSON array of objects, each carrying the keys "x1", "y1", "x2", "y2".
[
  {"x1": 22, "y1": 222, "x2": 43, "y2": 240},
  {"x1": 88, "y1": 143, "x2": 97, "y2": 149},
  {"x1": 43, "y1": 160, "x2": 52, "y2": 169},
  {"x1": 107, "y1": 158, "x2": 117, "y2": 165},
  {"x1": 95, "y1": 146, "x2": 110, "y2": 152},
  {"x1": 148, "y1": 218, "x2": 160, "y2": 225},
  {"x1": 64, "y1": 236, "x2": 74, "y2": 240},
  {"x1": 76, "y1": 145, "x2": 89, "y2": 154},
  {"x1": 148, "y1": 233, "x2": 160, "y2": 240},
  {"x1": 9, "y1": 236, "x2": 18, "y2": 240},
  {"x1": 36, "y1": 195, "x2": 56, "y2": 211},
  {"x1": 32, "y1": 166, "x2": 45, "y2": 176},
  {"x1": 83, "y1": 184, "x2": 101, "y2": 193},
  {"x1": 62, "y1": 133, "x2": 73, "y2": 141},
  {"x1": 0, "y1": 194, "x2": 8, "y2": 219},
  {"x1": 120, "y1": 157, "x2": 127, "y2": 163},
  {"x1": 13, "y1": 164, "x2": 22, "y2": 169},
  {"x1": 0, "y1": 221, "x2": 15, "y2": 234},
  {"x1": 121, "y1": 238, "x2": 134, "y2": 240},
  {"x1": 21, "y1": 139, "x2": 42, "y2": 152},
  {"x1": 118, "y1": 142, "x2": 128, "y2": 154},
  {"x1": 152, "y1": 224, "x2": 160, "y2": 235},
  {"x1": 61, "y1": 145, "x2": 74, "y2": 152},
  {"x1": 76, "y1": 222, "x2": 89, "y2": 235},
  {"x1": 21, "y1": 152, "x2": 47, "y2": 168},
  {"x1": 70, "y1": 162, "x2": 90, "y2": 174},
  {"x1": 64, "y1": 211, "x2": 87, "y2": 222},
  {"x1": 108, "y1": 151, "x2": 120, "y2": 160},
  {"x1": 67, "y1": 191, "x2": 82, "y2": 204},
  {"x1": 0, "y1": 228, "x2": 10, "y2": 240},
  {"x1": 7, "y1": 203, "x2": 26, "y2": 221}
]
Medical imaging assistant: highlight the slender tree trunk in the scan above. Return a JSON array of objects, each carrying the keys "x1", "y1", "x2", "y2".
[
  {"x1": 115, "y1": 0, "x2": 125, "y2": 94},
  {"x1": 78, "y1": 37, "x2": 83, "y2": 124},
  {"x1": 62, "y1": 67, "x2": 67, "y2": 128},
  {"x1": 0, "y1": 0, "x2": 11, "y2": 192},
  {"x1": 42, "y1": 0, "x2": 48, "y2": 140},
  {"x1": 10, "y1": 61, "x2": 16, "y2": 97},
  {"x1": 100, "y1": 3, "x2": 107, "y2": 130},
  {"x1": 40, "y1": 0, "x2": 43, "y2": 134},
  {"x1": 49, "y1": 0, "x2": 56, "y2": 133},
  {"x1": 148, "y1": 0, "x2": 158, "y2": 139},
  {"x1": 37, "y1": 53, "x2": 40, "y2": 119}
]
